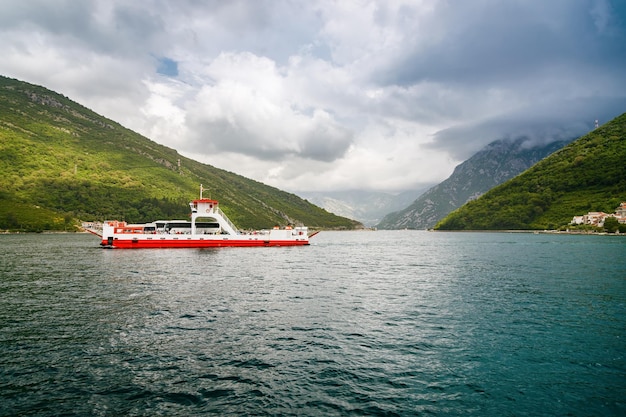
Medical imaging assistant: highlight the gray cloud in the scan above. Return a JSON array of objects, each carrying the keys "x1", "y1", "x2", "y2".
[
  {"x1": 185, "y1": 98, "x2": 354, "y2": 163},
  {"x1": 376, "y1": 1, "x2": 626, "y2": 87},
  {"x1": 429, "y1": 96, "x2": 626, "y2": 160}
]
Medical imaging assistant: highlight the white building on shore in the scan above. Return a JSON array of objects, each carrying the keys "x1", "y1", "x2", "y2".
[{"x1": 571, "y1": 202, "x2": 626, "y2": 227}]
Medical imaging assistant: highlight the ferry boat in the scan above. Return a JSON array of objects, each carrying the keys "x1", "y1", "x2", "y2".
[{"x1": 91, "y1": 186, "x2": 316, "y2": 248}]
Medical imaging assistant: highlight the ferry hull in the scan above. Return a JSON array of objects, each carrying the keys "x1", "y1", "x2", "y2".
[{"x1": 101, "y1": 238, "x2": 309, "y2": 249}]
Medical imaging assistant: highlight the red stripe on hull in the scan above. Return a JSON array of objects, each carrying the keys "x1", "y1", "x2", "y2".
[{"x1": 101, "y1": 239, "x2": 309, "y2": 248}]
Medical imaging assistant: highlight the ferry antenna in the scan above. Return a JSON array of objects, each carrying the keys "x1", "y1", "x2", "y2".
[{"x1": 200, "y1": 184, "x2": 209, "y2": 199}]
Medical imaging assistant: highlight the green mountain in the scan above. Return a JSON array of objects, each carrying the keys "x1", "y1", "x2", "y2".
[
  {"x1": 0, "y1": 76, "x2": 361, "y2": 232},
  {"x1": 435, "y1": 112, "x2": 626, "y2": 230}
]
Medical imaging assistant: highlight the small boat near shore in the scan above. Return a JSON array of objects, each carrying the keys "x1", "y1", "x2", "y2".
[{"x1": 89, "y1": 186, "x2": 317, "y2": 248}]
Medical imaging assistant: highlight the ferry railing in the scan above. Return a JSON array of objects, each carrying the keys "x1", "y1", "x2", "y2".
[{"x1": 215, "y1": 207, "x2": 240, "y2": 234}]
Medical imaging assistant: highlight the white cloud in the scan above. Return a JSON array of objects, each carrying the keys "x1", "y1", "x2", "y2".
[{"x1": 178, "y1": 52, "x2": 353, "y2": 162}]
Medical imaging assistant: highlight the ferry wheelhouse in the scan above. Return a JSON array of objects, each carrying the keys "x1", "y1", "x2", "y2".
[{"x1": 95, "y1": 186, "x2": 315, "y2": 248}]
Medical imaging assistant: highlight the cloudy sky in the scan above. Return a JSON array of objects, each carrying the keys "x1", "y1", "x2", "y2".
[{"x1": 1, "y1": 0, "x2": 625, "y2": 193}]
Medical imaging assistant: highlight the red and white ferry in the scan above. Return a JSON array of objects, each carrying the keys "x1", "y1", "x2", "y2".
[{"x1": 92, "y1": 186, "x2": 316, "y2": 248}]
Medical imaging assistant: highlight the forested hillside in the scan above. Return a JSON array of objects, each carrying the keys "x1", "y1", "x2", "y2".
[
  {"x1": 435, "y1": 113, "x2": 626, "y2": 230},
  {"x1": 0, "y1": 76, "x2": 360, "y2": 232}
]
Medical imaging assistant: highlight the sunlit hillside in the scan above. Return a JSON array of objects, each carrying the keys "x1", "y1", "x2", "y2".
[{"x1": 0, "y1": 76, "x2": 361, "y2": 232}]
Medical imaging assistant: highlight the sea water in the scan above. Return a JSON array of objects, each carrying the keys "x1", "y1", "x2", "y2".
[{"x1": 0, "y1": 231, "x2": 624, "y2": 416}]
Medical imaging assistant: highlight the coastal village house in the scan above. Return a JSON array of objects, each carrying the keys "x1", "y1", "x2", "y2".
[{"x1": 571, "y1": 202, "x2": 626, "y2": 227}]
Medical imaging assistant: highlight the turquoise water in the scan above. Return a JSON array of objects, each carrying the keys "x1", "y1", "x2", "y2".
[{"x1": 1, "y1": 231, "x2": 624, "y2": 416}]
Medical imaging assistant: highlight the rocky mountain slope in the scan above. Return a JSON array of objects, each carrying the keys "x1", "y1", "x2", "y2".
[{"x1": 376, "y1": 138, "x2": 572, "y2": 229}]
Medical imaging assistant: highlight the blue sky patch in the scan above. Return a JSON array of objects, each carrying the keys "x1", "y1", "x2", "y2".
[{"x1": 156, "y1": 57, "x2": 178, "y2": 76}]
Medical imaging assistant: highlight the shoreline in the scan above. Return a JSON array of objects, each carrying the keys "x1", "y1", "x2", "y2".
[
  {"x1": 2, "y1": 228, "x2": 623, "y2": 236},
  {"x1": 429, "y1": 229, "x2": 624, "y2": 235}
]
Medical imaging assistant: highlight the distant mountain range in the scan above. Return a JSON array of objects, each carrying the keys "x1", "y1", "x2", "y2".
[
  {"x1": 435, "y1": 112, "x2": 626, "y2": 230},
  {"x1": 297, "y1": 188, "x2": 431, "y2": 227},
  {"x1": 376, "y1": 137, "x2": 573, "y2": 229}
]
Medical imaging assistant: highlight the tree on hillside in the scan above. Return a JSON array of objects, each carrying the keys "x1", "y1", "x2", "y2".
[{"x1": 603, "y1": 216, "x2": 619, "y2": 233}]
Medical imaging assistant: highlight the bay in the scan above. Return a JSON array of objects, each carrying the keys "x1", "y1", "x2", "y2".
[{"x1": 0, "y1": 231, "x2": 624, "y2": 416}]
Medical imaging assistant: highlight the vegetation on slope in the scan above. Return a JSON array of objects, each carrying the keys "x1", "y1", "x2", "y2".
[
  {"x1": 435, "y1": 112, "x2": 626, "y2": 230},
  {"x1": 0, "y1": 76, "x2": 360, "y2": 232}
]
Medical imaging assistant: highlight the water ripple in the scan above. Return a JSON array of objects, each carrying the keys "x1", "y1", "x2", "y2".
[{"x1": 1, "y1": 232, "x2": 625, "y2": 416}]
